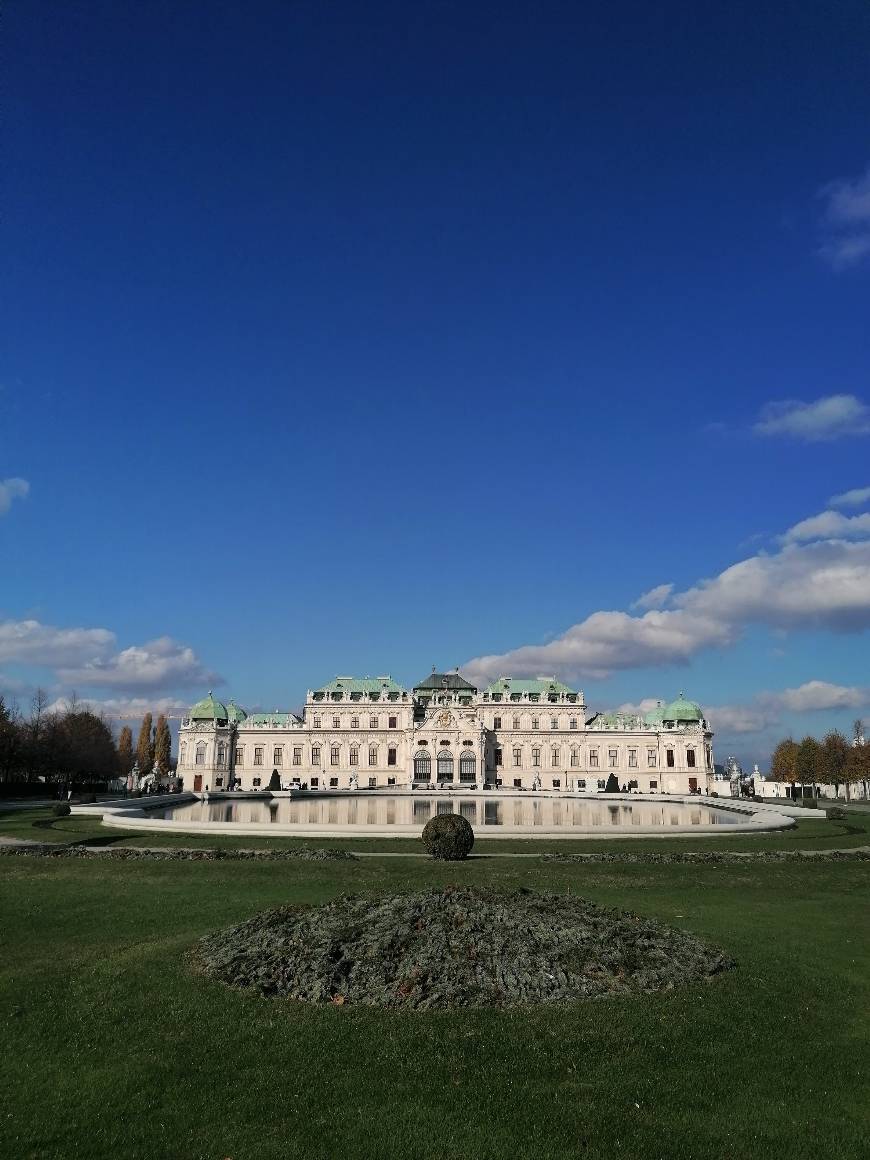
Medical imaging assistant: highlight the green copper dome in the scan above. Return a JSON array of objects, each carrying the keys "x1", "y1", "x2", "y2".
[
  {"x1": 225, "y1": 700, "x2": 247, "y2": 723},
  {"x1": 663, "y1": 694, "x2": 704, "y2": 723},
  {"x1": 189, "y1": 692, "x2": 228, "y2": 721},
  {"x1": 643, "y1": 701, "x2": 666, "y2": 725}
]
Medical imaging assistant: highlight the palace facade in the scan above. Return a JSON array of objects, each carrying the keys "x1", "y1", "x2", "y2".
[{"x1": 177, "y1": 671, "x2": 714, "y2": 795}]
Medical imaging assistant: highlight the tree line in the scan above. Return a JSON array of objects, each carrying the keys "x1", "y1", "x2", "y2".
[
  {"x1": 770, "y1": 723, "x2": 870, "y2": 800},
  {"x1": 0, "y1": 691, "x2": 174, "y2": 793}
]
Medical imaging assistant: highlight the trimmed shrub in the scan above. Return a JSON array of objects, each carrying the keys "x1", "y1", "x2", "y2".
[
  {"x1": 52, "y1": 802, "x2": 71, "y2": 817},
  {"x1": 268, "y1": 769, "x2": 282, "y2": 791},
  {"x1": 826, "y1": 806, "x2": 847, "y2": 821},
  {"x1": 421, "y1": 812, "x2": 474, "y2": 861}
]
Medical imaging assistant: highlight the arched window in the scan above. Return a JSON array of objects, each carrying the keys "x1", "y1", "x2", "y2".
[
  {"x1": 195, "y1": 742, "x2": 206, "y2": 766},
  {"x1": 459, "y1": 751, "x2": 476, "y2": 782},
  {"x1": 217, "y1": 742, "x2": 227, "y2": 768},
  {"x1": 414, "y1": 751, "x2": 431, "y2": 780},
  {"x1": 437, "y1": 751, "x2": 454, "y2": 780},
  {"x1": 179, "y1": 742, "x2": 187, "y2": 765}
]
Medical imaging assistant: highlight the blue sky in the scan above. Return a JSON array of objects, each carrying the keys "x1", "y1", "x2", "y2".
[{"x1": 2, "y1": 0, "x2": 870, "y2": 766}]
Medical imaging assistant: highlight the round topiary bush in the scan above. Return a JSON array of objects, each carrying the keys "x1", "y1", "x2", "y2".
[
  {"x1": 421, "y1": 812, "x2": 474, "y2": 860},
  {"x1": 826, "y1": 805, "x2": 847, "y2": 821},
  {"x1": 52, "y1": 802, "x2": 71, "y2": 817}
]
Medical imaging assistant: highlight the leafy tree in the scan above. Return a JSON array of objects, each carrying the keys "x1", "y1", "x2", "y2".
[
  {"x1": 795, "y1": 736, "x2": 821, "y2": 799},
  {"x1": 117, "y1": 726, "x2": 133, "y2": 778},
  {"x1": 770, "y1": 738, "x2": 798, "y2": 791},
  {"x1": 136, "y1": 712, "x2": 154, "y2": 777},
  {"x1": 819, "y1": 730, "x2": 850, "y2": 796},
  {"x1": 0, "y1": 696, "x2": 22, "y2": 784},
  {"x1": 843, "y1": 744, "x2": 870, "y2": 802},
  {"x1": 153, "y1": 715, "x2": 171, "y2": 775},
  {"x1": 59, "y1": 711, "x2": 118, "y2": 787}
]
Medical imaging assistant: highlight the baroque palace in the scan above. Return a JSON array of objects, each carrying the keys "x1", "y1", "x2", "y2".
[{"x1": 178, "y1": 670, "x2": 714, "y2": 795}]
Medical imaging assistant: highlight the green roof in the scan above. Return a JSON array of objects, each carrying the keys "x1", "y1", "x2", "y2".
[
  {"x1": 414, "y1": 671, "x2": 477, "y2": 692},
  {"x1": 246, "y1": 712, "x2": 300, "y2": 726},
  {"x1": 663, "y1": 694, "x2": 704, "y2": 722},
  {"x1": 315, "y1": 676, "x2": 406, "y2": 695},
  {"x1": 589, "y1": 711, "x2": 642, "y2": 728},
  {"x1": 189, "y1": 692, "x2": 228, "y2": 720},
  {"x1": 486, "y1": 677, "x2": 577, "y2": 695},
  {"x1": 643, "y1": 701, "x2": 666, "y2": 725},
  {"x1": 226, "y1": 700, "x2": 247, "y2": 723}
]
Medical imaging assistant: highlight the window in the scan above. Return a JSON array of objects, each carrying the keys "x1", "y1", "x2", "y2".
[
  {"x1": 311, "y1": 746, "x2": 321, "y2": 766},
  {"x1": 569, "y1": 718, "x2": 577, "y2": 730},
  {"x1": 551, "y1": 747, "x2": 559, "y2": 767},
  {"x1": 195, "y1": 742, "x2": 206, "y2": 766},
  {"x1": 313, "y1": 716, "x2": 321, "y2": 729},
  {"x1": 387, "y1": 776, "x2": 396, "y2": 786},
  {"x1": 369, "y1": 716, "x2": 378, "y2": 729},
  {"x1": 437, "y1": 751, "x2": 454, "y2": 780},
  {"x1": 570, "y1": 747, "x2": 579, "y2": 767},
  {"x1": 513, "y1": 747, "x2": 522, "y2": 767},
  {"x1": 388, "y1": 716, "x2": 397, "y2": 729},
  {"x1": 589, "y1": 749, "x2": 599, "y2": 768},
  {"x1": 329, "y1": 777, "x2": 338, "y2": 788},
  {"x1": 649, "y1": 780, "x2": 658, "y2": 790},
  {"x1": 252, "y1": 777, "x2": 261, "y2": 787},
  {"x1": 459, "y1": 751, "x2": 476, "y2": 782},
  {"x1": 311, "y1": 777, "x2": 319, "y2": 788},
  {"x1": 332, "y1": 716, "x2": 340, "y2": 729},
  {"x1": 532, "y1": 717, "x2": 539, "y2": 730},
  {"x1": 666, "y1": 749, "x2": 675, "y2": 768},
  {"x1": 552, "y1": 779, "x2": 561, "y2": 788},
  {"x1": 551, "y1": 717, "x2": 558, "y2": 730},
  {"x1": 628, "y1": 749, "x2": 637, "y2": 768},
  {"x1": 494, "y1": 747, "x2": 502, "y2": 767},
  {"x1": 388, "y1": 747, "x2": 396, "y2": 766},
  {"x1": 234, "y1": 746, "x2": 243, "y2": 765},
  {"x1": 597, "y1": 778, "x2": 606, "y2": 789},
  {"x1": 512, "y1": 716, "x2": 521, "y2": 729},
  {"x1": 687, "y1": 749, "x2": 696, "y2": 768},
  {"x1": 350, "y1": 716, "x2": 359, "y2": 729},
  {"x1": 462, "y1": 739, "x2": 472, "y2": 747},
  {"x1": 576, "y1": 779, "x2": 586, "y2": 789},
  {"x1": 647, "y1": 749, "x2": 657, "y2": 768},
  {"x1": 254, "y1": 746, "x2": 263, "y2": 767},
  {"x1": 349, "y1": 746, "x2": 359, "y2": 766},
  {"x1": 514, "y1": 778, "x2": 522, "y2": 788},
  {"x1": 331, "y1": 746, "x2": 340, "y2": 766},
  {"x1": 293, "y1": 747, "x2": 302, "y2": 766},
  {"x1": 180, "y1": 742, "x2": 187, "y2": 765},
  {"x1": 368, "y1": 745, "x2": 377, "y2": 766},
  {"x1": 493, "y1": 716, "x2": 502, "y2": 729},
  {"x1": 368, "y1": 777, "x2": 377, "y2": 788},
  {"x1": 414, "y1": 751, "x2": 431, "y2": 780},
  {"x1": 217, "y1": 742, "x2": 227, "y2": 767},
  {"x1": 215, "y1": 777, "x2": 224, "y2": 788},
  {"x1": 273, "y1": 747, "x2": 282, "y2": 766},
  {"x1": 532, "y1": 747, "x2": 541, "y2": 767},
  {"x1": 608, "y1": 748, "x2": 618, "y2": 768}
]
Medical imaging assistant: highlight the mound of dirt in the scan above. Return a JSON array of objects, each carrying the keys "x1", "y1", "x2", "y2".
[{"x1": 196, "y1": 887, "x2": 734, "y2": 1009}]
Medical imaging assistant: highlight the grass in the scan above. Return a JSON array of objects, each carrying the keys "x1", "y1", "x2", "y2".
[
  {"x1": 2, "y1": 806, "x2": 869, "y2": 854},
  {"x1": 0, "y1": 849, "x2": 868, "y2": 1159}
]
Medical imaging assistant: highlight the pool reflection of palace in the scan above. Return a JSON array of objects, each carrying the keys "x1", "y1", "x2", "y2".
[{"x1": 178, "y1": 671, "x2": 714, "y2": 796}]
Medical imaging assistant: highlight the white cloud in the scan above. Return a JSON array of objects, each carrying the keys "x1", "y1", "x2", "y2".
[
  {"x1": 829, "y1": 486, "x2": 870, "y2": 508},
  {"x1": 781, "y1": 510, "x2": 870, "y2": 544},
  {"x1": 753, "y1": 395, "x2": 870, "y2": 441},
  {"x1": 57, "y1": 635, "x2": 219, "y2": 692},
  {"x1": 819, "y1": 165, "x2": 870, "y2": 269},
  {"x1": 630, "y1": 583, "x2": 673, "y2": 611},
  {"x1": 615, "y1": 698, "x2": 664, "y2": 716},
  {"x1": 772, "y1": 680, "x2": 868, "y2": 713},
  {"x1": 0, "y1": 477, "x2": 30, "y2": 515},
  {"x1": 705, "y1": 704, "x2": 775, "y2": 735},
  {"x1": 0, "y1": 619, "x2": 115, "y2": 666},
  {"x1": 45, "y1": 695, "x2": 187, "y2": 720}
]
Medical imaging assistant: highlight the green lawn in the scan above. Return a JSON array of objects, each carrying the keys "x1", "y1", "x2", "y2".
[
  {"x1": 2, "y1": 805, "x2": 869, "y2": 854},
  {"x1": 0, "y1": 851, "x2": 868, "y2": 1159}
]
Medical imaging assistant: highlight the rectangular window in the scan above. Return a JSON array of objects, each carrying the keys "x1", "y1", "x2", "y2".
[
  {"x1": 532, "y1": 748, "x2": 541, "y2": 767},
  {"x1": 513, "y1": 747, "x2": 522, "y2": 767},
  {"x1": 666, "y1": 749, "x2": 675, "y2": 768},
  {"x1": 388, "y1": 716, "x2": 397, "y2": 729},
  {"x1": 648, "y1": 749, "x2": 657, "y2": 768},
  {"x1": 293, "y1": 747, "x2": 302, "y2": 766},
  {"x1": 311, "y1": 746, "x2": 321, "y2": 766},
  {"x1": 349, "y1": 748, "x2": 359, "y2": 766},
  {"x1": 531, "y1": 717, "x2": 539, "y2": 730},
  {"x1": 369, "y1": 716, "x2": 378, "y2": 729},
  {"x1": 331, "y1": 746, "x2": 340, "y2": 766},
  {"x1": 597, "y1": 778, "x2": 606, "y2": 789},
  {"x1": 551, "y1": 718, "x2": 558, "y2": 730},
  {"x1": 350, "y1": 716, "x2": 359, "y2": 729},
  {"x1": 234, "y1": 747, "x2": 243, "y2": 764},
  {"x1": 273, "y1": 747, "x2": 282, "y2": 766},
  {"x1": 252, "y1": 777, "x2": 261, "y2": 787},
  {"x1": 576, "y1": 779, "x2": 586, "y2": 789},
  {"x1": 369, "y1": 746, "x2": 377, "y2": 766},
  {"x1": 310, "y1": 777, "x2": 319, "y2": 788},
  {"x1": 552, "y1": 778, "x2": 561, "y2": 788},
  {"x1": 254, "y1": 747, "x2": 264, "y2": 766},
  {"x1": 687, "y1": 749, "x2": 696, "y2": 768},
  {"x1": 493, "y1": 716, "x2": 502, "y2": 729},
  {"x1": 628, "y1": 749, "x2": 637, "y2": 768},
  {"x1": 570, "y1": 749, "x2": 579, "y2": 767},
  {"x1": 589, "y1": 750, "x2": 599, "y2": 768},
  {"x1": 215, "y1": 777, "x2": 223, "y2": 788},
  {"x1": 649, "y1": 780, "x2": 658, "y2": 790},
  {"x1": 332, "y1": 716, "x2": 340, "y2": 729},
  {"x1": 329, "y1": 777, "x2": 338, "y2": 788},
  {"x1": 551, "y1": 748, "x2": 559, "y2": 767},
  {"x1": 513, "y1": 716, "x2": 521, "y2": 730},
  {"x1": 495, "y1": 748, "x2": 503, "y2": 767},
  {"x1": 313, "y1": 716, "x2": 321, "y2": 729},
  {"x1": 388, "y1": 747, "x2": 397, "y2": 766},
  {"x1": 387, "y1": 776, "x2": 396, "y2": 786},
  {"x1": 608, "y1": 748, "x2": 618, "y2": 768},
  {"x1": 514, "y1": 778, "x2": 522, "y2": 788},
  {"x1": 368, "y1": 777, "x2": 377, "y2": 788},
  {"x1": 569, "y1": 718, "x2": 577, "y2": 730}
]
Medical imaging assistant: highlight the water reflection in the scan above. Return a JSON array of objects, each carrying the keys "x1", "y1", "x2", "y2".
[{"x1": 151, "y1": 795, "x2": 741, "y2": 829}]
